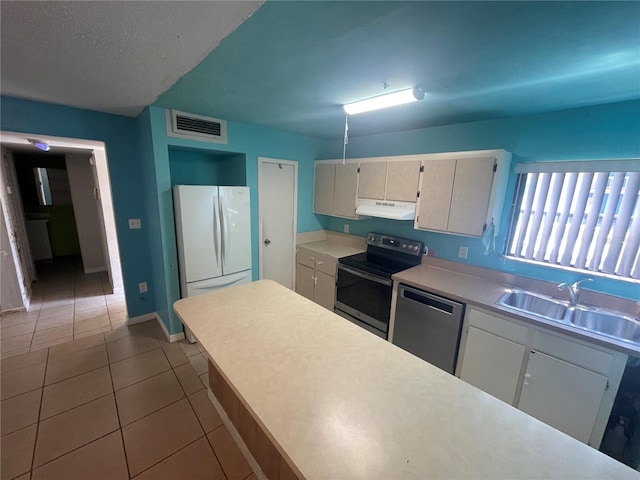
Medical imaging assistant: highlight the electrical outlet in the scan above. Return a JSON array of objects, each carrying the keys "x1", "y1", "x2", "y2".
[
  {"x1": 458, "y1": 246, "x2": 468, "y2": 259},
  {"x1": 138, "y1": 282, "x2": 148, "y2": 293},
  {"x1": 343, "y1": 224, "x2": 349, "y2": 233},
  {"x1": 129, "y1": 218, "x2": 142, "y2": 229}
]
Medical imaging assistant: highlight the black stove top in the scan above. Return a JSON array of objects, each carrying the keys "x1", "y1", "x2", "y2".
[{"x1": 338, "y1": 233, "x2": 424, "y2": 278}]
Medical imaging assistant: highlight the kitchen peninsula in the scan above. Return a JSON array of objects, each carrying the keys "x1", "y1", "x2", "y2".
[{"x1": 173, "y1": 280, "x2": 636, "y2": 479}]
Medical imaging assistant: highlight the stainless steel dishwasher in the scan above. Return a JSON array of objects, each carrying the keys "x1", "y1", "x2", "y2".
[{"x1": 392, "y1": 284, "x2": 465, "y2": 374}]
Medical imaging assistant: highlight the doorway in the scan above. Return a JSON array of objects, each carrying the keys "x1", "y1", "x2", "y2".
[
  {"x1": 258, "y1": 157, "x2": 297, "y2": 289},
  {"x1": 0, "y1": 132, "x2": 128, "y2": 357}
]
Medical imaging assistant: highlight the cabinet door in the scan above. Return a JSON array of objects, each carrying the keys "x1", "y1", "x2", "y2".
[
  {"x1": 295, "y1": 263, "x2": 315, "y2": 301},
  {"x1": 314, "y1": 271, "x2": 336, "y2": 311},
  {"x1": 416, "y1": 159, "x2": 455, "y2": 231},
  {"x1": 459, "y1": 326, "x2": 526, "y2": 405},
  {"x1": 333, "y1": 164, "x2": 359, "y2": 218},
  {"x1": 386, "y1": 160, "x2": 421, "y2": 202},
  {"x1": 448, "y1": 157, "x2": 495, "y2": 236},
  {"x1": 358, "y1": 162, "x2": 386, "y2": 200},
  {"x1": 518, "y1": 350, "x2": 608, "y2": 444},
  {"x1": 314, "y1": 164, "x2": 335, "y2": 215}
]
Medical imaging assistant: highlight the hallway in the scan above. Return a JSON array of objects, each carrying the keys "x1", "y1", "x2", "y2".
[
  {"x1": 1, "y1": 260, "x2": 257, "y2": 479},
  {"x1": 1, "y1": 257, "x2": 126, "y2": 359}
]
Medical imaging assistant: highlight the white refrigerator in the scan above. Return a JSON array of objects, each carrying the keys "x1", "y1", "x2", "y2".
[{"x1": 173, "y1": 185, "x2": 252, "y2": 340}]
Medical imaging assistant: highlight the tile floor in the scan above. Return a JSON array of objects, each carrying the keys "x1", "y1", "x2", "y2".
[
  {"x1": 1, "y1": 259, "x2": 258, "y2": 480},
  {"x1": 1, "y1": 258, "x2": 128, "y2": 359}
]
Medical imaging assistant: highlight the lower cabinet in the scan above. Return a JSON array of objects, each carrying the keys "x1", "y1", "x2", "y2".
[
  {"x1": 459, "y1": 326, "x2": 526, "y2": 405},
  {"x1": 457, "y1": 307, "x2": 627, "y2": 448},
  {"x1": 295, "y1": 248, "x2": 337, "y2": 311},
  {"x1": 517, "y1": 350, "x2": 608, "y2": 444}
]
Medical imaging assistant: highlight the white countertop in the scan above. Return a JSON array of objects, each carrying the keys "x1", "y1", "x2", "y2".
[
  {"x1": 296, "y1": 240, "x2": 364, "y2": 259},
  {"x1": 174, "y1": 280, "x2": 637, "y2": 479}
]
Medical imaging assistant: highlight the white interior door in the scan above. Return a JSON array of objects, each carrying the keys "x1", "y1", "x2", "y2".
[
  {"x1": 219, "y1": 186, "x2": 252, "y2": 275},
  {"x1": 259, "y1": 158, "x2": 297, "y2": 289}
]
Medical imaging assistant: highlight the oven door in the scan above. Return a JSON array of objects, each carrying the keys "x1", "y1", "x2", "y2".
[{"x1": 335, "y1": 263, "x2": 393, "y2": 335}]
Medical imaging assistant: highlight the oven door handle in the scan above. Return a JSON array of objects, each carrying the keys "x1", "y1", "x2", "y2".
[{"x1": 338, "y1": 264, "x2": 393, "y2": 286}]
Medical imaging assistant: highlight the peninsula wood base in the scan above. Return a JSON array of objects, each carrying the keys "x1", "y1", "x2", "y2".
[{"x1": 208, "y1": 359, "x2": 300, "y2": 480}]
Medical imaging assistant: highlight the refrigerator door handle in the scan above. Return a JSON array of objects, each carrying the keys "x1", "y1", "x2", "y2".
[
  {"x1": 220, "y1": 196, "x2": 230, "y2": 265},
  {"x1": 213, "y1": 195, "x2": 221, "y2": 267}
]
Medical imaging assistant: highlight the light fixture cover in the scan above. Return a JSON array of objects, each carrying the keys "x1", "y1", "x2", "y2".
[
  {"x1": 27, "y1": 139, "x2": 50, "y2": 152},
  {"x1": 343, "y1": 87, "x2": 424, "y2": 115}
]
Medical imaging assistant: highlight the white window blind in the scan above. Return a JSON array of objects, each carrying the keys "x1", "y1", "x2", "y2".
[{"x1": 507, "y1": 160, "x2": 640, "y2": 280}]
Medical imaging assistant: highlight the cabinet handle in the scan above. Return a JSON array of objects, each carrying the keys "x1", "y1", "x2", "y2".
[
  {"x1": 317, "y1": 260, "x2": 323, "y2": 265},
  {"x1": 524, "y1": 373, "x2": 531, "y2": 378},
  {"x1": 313, "y1": 276, "x2": 317, "y2": 285}
]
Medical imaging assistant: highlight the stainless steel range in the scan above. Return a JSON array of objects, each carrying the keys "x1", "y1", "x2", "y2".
[{"x1": 335, "y1": 232, "x2": 424, "y2": 339}]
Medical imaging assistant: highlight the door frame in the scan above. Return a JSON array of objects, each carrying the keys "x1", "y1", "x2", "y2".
[
  {"x1": 0, "y1": 131, "x2": 125, "y2": 298},
  {"x1": 257, "y1": 157, "x2": 298, "y2": 287}
]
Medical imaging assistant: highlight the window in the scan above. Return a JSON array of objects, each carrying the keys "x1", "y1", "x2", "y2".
[{"x1": 506, "y1": 160, "x2": 640, "y2": 281}]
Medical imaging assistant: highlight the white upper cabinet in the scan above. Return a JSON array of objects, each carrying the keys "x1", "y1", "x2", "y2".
[
  {"x1": 417, "y1": 159, "x2": 456, "y2": 232},
  {"x1": 333, "y1": 164, "x2": 359, "y2": 218},
  {"x1": 314, "y1": 163, "x2": 335, "y2": 215},
  {"x1": 386, "y1": 160, "x2": 421, "y2": 202},
  {"x1": 314, "y1": 150, "x2": 510, "y2": 229},
  {"x1": 358, "y1": 162, "x2": 386, "y2": 200},
  {"x1": 313, "y1": 162, "x2": 358, "y2": 218},
  {"x1": 415, "y1": 150, "x2": 511, "y2": 237},
  {"x1": 358, "y1": 160, "x2": 421, "y2": 203}
]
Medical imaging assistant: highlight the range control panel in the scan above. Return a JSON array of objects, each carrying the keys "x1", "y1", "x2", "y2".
[{"x1": 366, "y1": 233, "x2": 424, "y2": 257}]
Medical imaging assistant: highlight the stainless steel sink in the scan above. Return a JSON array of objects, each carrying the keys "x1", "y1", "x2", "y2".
[
  {"x1": 497, "y1": 289, "x2": 640, "y2": 347},
  {"x1": 497, "y1": 290, "x2": 569, "y2": 321},
  {"x1": 570, "y1": 307, "x2": 640, "y2": 344}
]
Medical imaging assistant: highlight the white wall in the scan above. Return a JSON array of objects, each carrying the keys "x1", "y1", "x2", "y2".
[{"x1": 66, "y1": 153, "x2": 106, "y2": 273}]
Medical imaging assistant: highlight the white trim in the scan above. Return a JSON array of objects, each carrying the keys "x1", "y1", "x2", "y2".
[
  {"x1": 84, "y1": 266, "x2": 107, "y2": 274},
  {"x1": 317, "y1": 148, "x2": 508, "y2": 164},
  {"x1": 206, "y1": 388, "x2": 267, "y2": 480},
  {"x1": 0, "y1": 130, "x2": 126, "y2": 293},
  {"x1": 154, "y1": 312, "x2": 186, "y2": 343},
  {"x1": 258, "y1": 157, "x2": 298, "y2": 289},
  {"x1": 126, "y1": 312, "x2": 157, "y2": 326}
]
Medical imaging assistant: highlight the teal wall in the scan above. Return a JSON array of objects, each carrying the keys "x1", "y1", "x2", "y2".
[
  {"x1": 142, "y1": 106, "x2": 323, "y2": 334},
  {"x1": 1, "y1": 96, "x2": 156, "y2": 317},
  {"x1": 168, "y1": 147, "x2": 246, "y2": 187},
  {"x1": 318, "y1": 100, "x2": 640, "y2": 300}
]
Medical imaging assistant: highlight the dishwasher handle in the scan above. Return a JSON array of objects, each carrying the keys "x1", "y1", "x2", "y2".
[{"x1": 399, "y1": 285, "x2": 462, "y2": 316}]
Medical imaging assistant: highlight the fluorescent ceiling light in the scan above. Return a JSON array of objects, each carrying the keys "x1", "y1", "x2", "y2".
[{"x1": 343, "y1": 87, "x2": 424, "y2": 115}]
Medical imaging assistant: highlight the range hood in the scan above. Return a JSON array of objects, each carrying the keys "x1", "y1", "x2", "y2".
[{"x1": 355, "y1": 199, "x2": 416, "y2": 221}]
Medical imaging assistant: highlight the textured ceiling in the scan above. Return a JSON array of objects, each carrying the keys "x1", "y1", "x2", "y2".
[
  {"x1": 0, "y1": 1, "x2": 263, "y2": 116},
  {"x1": 1, "y1": 1, "x2": 639, "y2": 139}
]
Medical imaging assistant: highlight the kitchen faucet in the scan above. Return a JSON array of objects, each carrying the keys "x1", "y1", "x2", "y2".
[{"x1": 557, "y1": 278, "x2": 593, "y2": 305}]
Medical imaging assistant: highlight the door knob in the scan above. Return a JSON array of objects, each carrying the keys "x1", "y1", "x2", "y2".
[{"x1": 264, "y1": 238, "x2": 271, "y2": 245}]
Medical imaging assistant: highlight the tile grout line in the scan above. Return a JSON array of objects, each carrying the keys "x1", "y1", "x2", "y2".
[
  {"x1": 28, "y1": 346, "x2": 49, "y2": 477},
  {"x1": 105, "y1": 346, "x2": 132, "y2": 480}
]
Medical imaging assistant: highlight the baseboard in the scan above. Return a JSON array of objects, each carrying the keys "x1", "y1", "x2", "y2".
[
  {"x1": 84, "y1": 266, "x2": 107, "y2": 274},
  {"x1": 0, "y1": 306, "x2": 27, "y2": 315},
  {"x1": 126, "y1": 312, "x2": 157, "y2": 326},
  {"x1": 155, "y1": 313, "x2": 185, "y2": 343}
]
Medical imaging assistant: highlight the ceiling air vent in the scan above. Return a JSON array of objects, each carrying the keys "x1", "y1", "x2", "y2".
[{"x1": 167, "y1": 110, "x2": 228, "y2": 144}]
